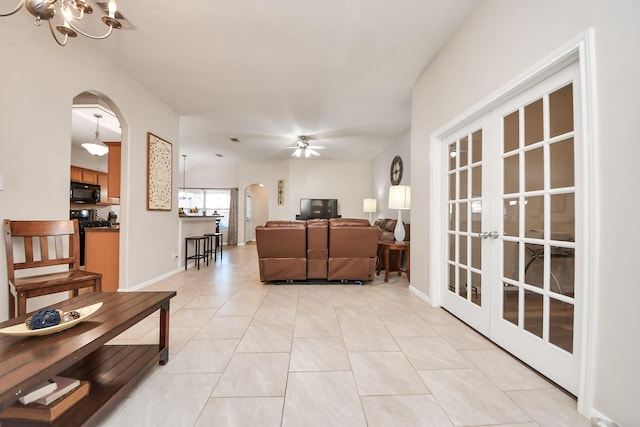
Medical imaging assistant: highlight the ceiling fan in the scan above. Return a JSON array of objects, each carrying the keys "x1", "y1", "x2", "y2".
[{"x1": 289, "y1": 135, "x2": 325, "y2": 158}]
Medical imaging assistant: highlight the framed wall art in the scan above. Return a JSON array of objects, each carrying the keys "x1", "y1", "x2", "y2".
[
  {"x1": 147, "y1": 132, "x2": 173, "y2": 211},
  {"x1": 277, "y1": 179, "x2": 285, "y2": 205}
]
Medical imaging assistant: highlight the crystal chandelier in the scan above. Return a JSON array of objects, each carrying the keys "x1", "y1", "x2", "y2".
[
  {"x1": 82, "y1": 113, "x2": 109, "y2": 156},
  {"x1": 1, "y1": 0, "x2": 121, "y2": 46}
]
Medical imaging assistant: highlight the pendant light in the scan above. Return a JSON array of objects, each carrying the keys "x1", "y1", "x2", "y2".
[
  {"x1": 179, "y1": 154, "x2": 191, "y2": 201},
  {"x1": 182, "y1": 154, "x2": 187, "y2": 189},
  {"x1": 82, "y1": 113, "x2": 109, "y2": 156}
]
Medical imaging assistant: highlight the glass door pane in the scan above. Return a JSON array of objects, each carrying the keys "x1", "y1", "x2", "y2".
[
  {"x1": 446, "y1": 129, "x2": 484, "y2": 307},
  {"x1": 500, "y1": 82, "x2": 576, "y2": 355}
]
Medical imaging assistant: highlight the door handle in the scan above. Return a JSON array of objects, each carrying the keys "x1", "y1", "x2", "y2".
[{"x1": 479, "y1": 231, "x2": 500, "y2": 239}]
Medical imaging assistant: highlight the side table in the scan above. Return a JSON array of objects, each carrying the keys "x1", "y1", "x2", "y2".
[{"x1": 377, "y1": 242, "x2": 410, "y2": 282}]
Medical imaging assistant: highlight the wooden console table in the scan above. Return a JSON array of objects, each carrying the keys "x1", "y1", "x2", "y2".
[
  {"x1": 0, "y1": 291, "x2": 175, "y2": 426},
  {"x1": 377, "y1": 242, "x2": 410, "y2": 282}
]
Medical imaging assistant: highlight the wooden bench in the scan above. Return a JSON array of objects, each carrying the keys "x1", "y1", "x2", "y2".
[{"x1": 3, "y1": 219, "x2": 102, "y2": 318}]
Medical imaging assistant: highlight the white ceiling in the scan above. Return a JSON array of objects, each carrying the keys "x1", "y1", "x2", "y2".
[
  {"x1": 71, "y1": 105, "x2": 121, "y2": 147},
  {"x1": 76, "y1": 0, "x2": 479, "y2": 167}
]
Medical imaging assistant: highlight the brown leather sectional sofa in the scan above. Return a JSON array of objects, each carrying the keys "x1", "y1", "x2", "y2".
[{"x1": 256, "y1": 218, "x2": 379, "y2": 282}]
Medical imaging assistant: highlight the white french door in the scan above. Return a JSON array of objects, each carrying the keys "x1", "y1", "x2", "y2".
[
  {"x1": 441, "y1": 62, "x2": 582, "y2": 394},
  {"x1": 442, "y1": 118, "x2": 492, "y2": 336}
]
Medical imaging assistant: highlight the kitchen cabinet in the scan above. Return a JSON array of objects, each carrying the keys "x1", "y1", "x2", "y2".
[
  {"x1": 70, "y1": 165, "x2": 99, "y2": 185},
  {"x1": 71, "y1": 165, "x2": 116, "y2": 205},
  {"x1": 98, "y1": 172, "x2": 109, "y2": 203},
  {"x1": 105, "y1": 141, "x2": 121, "y2": 202},
  {"x1": 85, "y1": 228, "x2": 119, "y2": 291},
  {"x1": 70, "y1": 165, "x2": 83, "y2": 182}
]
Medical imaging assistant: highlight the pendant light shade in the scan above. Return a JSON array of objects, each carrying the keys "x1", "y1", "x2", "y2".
[{"x1": 82, "y1": 113, "x2": 109, "y2": 156}]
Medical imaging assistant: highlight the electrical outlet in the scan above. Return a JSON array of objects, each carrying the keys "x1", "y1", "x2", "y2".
[{"x1": 0, "y1": 174, "x2": 4, "y2": 191}]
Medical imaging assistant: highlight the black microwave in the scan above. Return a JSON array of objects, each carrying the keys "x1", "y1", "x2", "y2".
[{"x1": 70, "y1": 182, "x2": 100, "y2": 203}]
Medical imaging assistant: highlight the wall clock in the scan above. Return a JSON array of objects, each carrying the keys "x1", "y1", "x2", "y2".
[{"x1": 390, "y1": 155, "x2": 403, "y2": 185}]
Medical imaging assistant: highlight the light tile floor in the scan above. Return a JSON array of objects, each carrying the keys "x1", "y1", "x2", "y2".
[{"x1": 91, "y1": 245, "x2": 590, "y2": 427}]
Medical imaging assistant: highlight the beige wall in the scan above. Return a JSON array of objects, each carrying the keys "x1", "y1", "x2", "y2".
[
  {"x1": 371, "y1": 129, "x2": 412, "y2": 223},
  {"x1": 0, "y1": 18, "x2": 180, "y2": 318},
  {"x1": 411, "y1": 0, "x2": 640, "y2": 423}
]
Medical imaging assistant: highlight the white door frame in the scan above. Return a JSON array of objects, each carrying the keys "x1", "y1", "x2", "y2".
[{"x1": 428, "y1": 30, "x2": 598, "y2": 416}]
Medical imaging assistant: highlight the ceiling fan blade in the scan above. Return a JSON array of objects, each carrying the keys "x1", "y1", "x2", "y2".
[{"x1": 308, "y1": 149, "x2": 321, "y2": 157}]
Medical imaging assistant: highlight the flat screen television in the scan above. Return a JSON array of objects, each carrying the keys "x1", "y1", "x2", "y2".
[{"x1": 299, "y1": 198, "x2": 338, "y2": 220}]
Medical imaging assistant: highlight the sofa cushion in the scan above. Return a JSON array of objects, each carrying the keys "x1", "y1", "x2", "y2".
[
  {"x1": 329, "y1": 218, "x2": 371, "y2": 228},
  {"x1": 264, "y1": 220, "x2": 306, "y2": 228},
  {"x1": 327, "y1": 218, "x2": 378, "y2": 281},
  {"x1": 256, "y1": 223, "x2": 307, "y2": 281},
  {"x1": 259, "y1": 258, "x2": 307, "y2": 281},
  {"x1": 306, "y1": 219, "x2": 328, "y2": 279},
  {"x1": 327, "y1": 258, "x2": 377, "y2": 281}
]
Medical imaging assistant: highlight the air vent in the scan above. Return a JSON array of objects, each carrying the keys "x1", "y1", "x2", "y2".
[
  {"x1": 215, "y1": 153, "x2": 224, "y2": 157},
  {"x1": 230, "y1": 138, "x2": 240, "y2": 143}
]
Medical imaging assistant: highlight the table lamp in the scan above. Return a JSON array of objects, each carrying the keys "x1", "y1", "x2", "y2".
[
  {"x1": 363, "y1": 198, "x2": 377, "y2": 224},
  {"x1": 388, "y1": 185, "x2": 411, "y2": 242}
]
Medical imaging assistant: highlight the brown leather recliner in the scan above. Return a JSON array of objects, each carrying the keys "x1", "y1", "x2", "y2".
[
  {"x1": 327, "y1": 218, "x2": 379, "y2": 281},
  {"x1": 306, "y1": 219, "x2": 328, "y2": 279},
  {"x1": 256, "y1": 220, "x2": 307, "y2": 281}
]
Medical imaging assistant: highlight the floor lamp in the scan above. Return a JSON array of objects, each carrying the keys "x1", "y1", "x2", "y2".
[
  {"x1": 363, "y1": 198, "x2": 377, "y2": 224},
  {"x1": 388, "y1": 185, "x2": 410, "y2": 242}
]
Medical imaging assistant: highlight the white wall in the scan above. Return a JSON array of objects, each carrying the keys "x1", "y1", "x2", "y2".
[
  {"x1": 236, "y1": 159, "x2": 372, "y2": 243},
  {"x1": 182, "y1": 162, "x2": 238, "y2": 189},
  {"x1": 288, "y1": 160, "x2": 372, "y2": 219},
  {"x1": 0, "y1": 17, "x2": 180, "y2": 320},
  {"x1": 411, "y1": 0, "x2": 640, "y2": 423},
  {"x1": 371, "y1": 129, "x2": 411, "y2": 222}
]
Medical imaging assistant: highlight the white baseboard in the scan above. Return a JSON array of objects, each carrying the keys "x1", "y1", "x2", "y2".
[
  {"x1": 588, "y1": 408, "x2": 619, "y2": 427},
  {"x1": 409, "y1": 285, "x2": 432, "y2": 305},
  {"x1": 123, "y1": 267, "x2": 183, "y2": 292}
]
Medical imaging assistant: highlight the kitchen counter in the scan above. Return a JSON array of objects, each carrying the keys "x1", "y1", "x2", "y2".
[
  {"x1": 85, "y1": 227, "x2": 119, "y2": 291},
  {"x1": 178, "y1": 216, "x2": 224, "y2": 266},
  {"x1": 85, "y1": 225, "x2": 120, "y2": 231}
]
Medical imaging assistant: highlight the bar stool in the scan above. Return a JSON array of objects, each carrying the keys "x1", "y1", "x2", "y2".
[
  {"x1": 204, "y1": 232, "x2": 223, "y2": 261},
  {"x1": 185, "y1": 236, "x2": 209, "y2": 270}
]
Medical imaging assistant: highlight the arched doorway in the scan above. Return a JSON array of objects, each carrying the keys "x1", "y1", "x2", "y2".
[
  {"x1": 244, "y1": 183, "x2": 268, "y2": 243},
  {"x1": 71, "y1": 91, "x2": 126, "y2": 291}
]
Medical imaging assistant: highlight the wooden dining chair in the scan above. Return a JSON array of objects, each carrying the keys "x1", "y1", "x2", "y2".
[{"x1": 3, "y1": 219, "x2": 102, "y2": 318}]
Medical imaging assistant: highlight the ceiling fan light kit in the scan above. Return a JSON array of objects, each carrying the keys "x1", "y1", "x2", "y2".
[
  {"x1": 1, "y1": 0, "x2": 122, "y2": 46},
  {"x1": 289, "y1": 135, "x2": 323, "y2": 159}
]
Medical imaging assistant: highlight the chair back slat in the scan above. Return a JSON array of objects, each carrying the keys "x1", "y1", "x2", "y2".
[
  {"x1": 39, "y1": 236, "x2": 49, "y2": 261},
  {"x1": 54, "y1": 235, "x2": 64, "y2": 260},
  {"x1": 24, "y1": 236, "x2": 34, "y2": 264}
]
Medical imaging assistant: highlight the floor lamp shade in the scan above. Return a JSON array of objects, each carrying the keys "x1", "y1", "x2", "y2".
[
  {"x1": 363, "y1": 198, "x2": 377, "y2": 223},
  {"x1": 388, "y1": 185, "x2": 410, "y2": 242}
]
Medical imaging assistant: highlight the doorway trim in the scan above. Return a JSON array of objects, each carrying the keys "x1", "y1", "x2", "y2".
[{"x1": 428, "y1": 30, "x2": 597, "y2": 416}]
